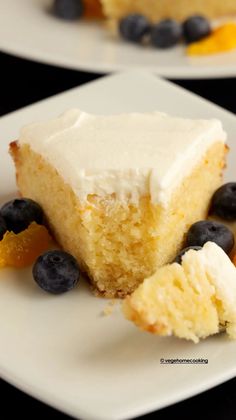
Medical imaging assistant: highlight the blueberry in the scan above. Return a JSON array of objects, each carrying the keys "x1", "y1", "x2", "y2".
[
  {"x1": 52, "y1": 0, "x2": 84, "y2": 20},
  {"x1": 33, "y1": 250, "x2": 80, "y2": 294},
  {"x1": 0, "y1": 198, "x2": 44, "y2": 234},
  {"x1": 0, "y1": 214, "x2": 7, "y2": 240},
  {"x1": 185, "y1": 220, "x2": 234, "y2": 255},
  {"x1": 174, "y1": 246, "x2": 202, "y2": 264},
  {"x1": 119, "y1": 14, "x2": 151, "y2": 43},
  {"x1": 151, "y1": 19, "x2": 182, "y2": 49},
  {"x1": 183, "y1": 15, "x2": 211, "y2": 43},
  {"x1": 210, "y1": 183, "x2": 236, "y2": 221}
]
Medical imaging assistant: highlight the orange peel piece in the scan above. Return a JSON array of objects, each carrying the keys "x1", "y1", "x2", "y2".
[
  {"x1": 233, "y1": 254, "x2": 236, "y2": 267},
  {"x1": 0, "y1": 222, "x2": 52, "y2": 268},
  {"x1": 187, "y1": 23, "x2": 236, "y2": 56},
  {"x1": 84, "y1": 0, "x2": 104, "y2": 19}
]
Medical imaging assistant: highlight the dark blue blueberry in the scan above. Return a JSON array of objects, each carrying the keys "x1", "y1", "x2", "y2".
[
  {"x1": 119, "y1": 14, "x2": 151, "y2": 43},
  {"x1": 183, "y1": 15, "x2": 211, "y2": 43},
  {"x1": 174, "y1": 246, "x2": 202, "y2": 264},
  {"x1": 0, "y1": 214, "x2": 7, "y2": 240},
  {"x1": 33, "y1": 250, "x2": 80, "y2": 294},
  {"x1": 210, "y1": 183, "x2": 236, "y2": 221},
  {"x1": 185, "y1": 220, "x2": 234, "y2": 255},
  {"x1": 0, "y1": 198, "x2": 44, "y2": 234},
  {"x1": 151, "y1": 19, "x2": 182, "y2": 48},
  {"x1": 52, "y1": 0, "x2": 84, "y2": 20}
]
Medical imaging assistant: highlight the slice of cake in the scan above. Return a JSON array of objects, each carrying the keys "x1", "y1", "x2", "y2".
[
  {"x1": 101, "y1": 0, "x2": 236, "y2": 22},
  {"x1": 123, "y1": 242, "x2": 236, "y2": 343},
  {"x1": 10, "y1": 110, "x2": 227, "y2": 297}
]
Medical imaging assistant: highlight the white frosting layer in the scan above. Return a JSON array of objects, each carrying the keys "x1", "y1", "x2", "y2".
[
  {"x1": 183, "y1": 242, "x2": 236, "y2": 309},
  {"x1": 182, "y1": 242, "x2": 236, "y2": 336},
  {"x1": 19, "y1": 109, "x2": 226, "y2": 205},
  {"x1": 201, "y1": 242, "x2": 236, "y2": 309}
]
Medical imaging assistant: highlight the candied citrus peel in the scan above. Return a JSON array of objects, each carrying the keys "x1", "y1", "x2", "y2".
[
  {"x1": 84, "y1": 0, "x2": 104, "y2": 19},
  {"x1": 187, "y1": 23, "x2": 236, "y2": 56},
  {"x1": 233, "y1": 254, "x2": 236, "y2": 267},
  {"x1": 0, "y1": 222, "x2": 52, "y2": 268}
]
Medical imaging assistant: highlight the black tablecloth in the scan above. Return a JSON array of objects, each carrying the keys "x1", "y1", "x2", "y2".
[{"x1": 0, "y1": 52, "x2": 236, "y2": 419}]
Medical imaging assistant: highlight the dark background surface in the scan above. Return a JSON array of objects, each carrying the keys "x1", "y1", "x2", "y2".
[{"x1": 0, "y1": 51, "x2": 236, "y2": 419}]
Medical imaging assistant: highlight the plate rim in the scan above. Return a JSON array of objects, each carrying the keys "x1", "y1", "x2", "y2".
[
  {"x1": 1, "y1": 0, "x2": 236, "y2": 79},
  {"x1": 1, "y1": 366, "x2": 236, "y2": 420},
  {"x1": 2, "y1": 41, "x2": 236, "y2": 80},
  {"x1": 1, "y1": 71, "x2": 236, "y2": 420}
]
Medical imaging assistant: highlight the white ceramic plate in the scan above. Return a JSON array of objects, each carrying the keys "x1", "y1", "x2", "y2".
[
  {"x1": 0, "y1": 71, "x2": 236, "y2": 420},
  {"x1": 1, "y1": 0, "x2": 236, "y2": 79}
]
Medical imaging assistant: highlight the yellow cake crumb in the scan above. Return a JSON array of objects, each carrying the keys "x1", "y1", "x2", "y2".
[{"x1": 102, "y1": 299, "x2": 117, "y2": 316}]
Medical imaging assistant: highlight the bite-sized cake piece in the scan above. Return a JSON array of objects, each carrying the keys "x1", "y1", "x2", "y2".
[
  {"x1": 10, "y1": 109, "x2": 227, "y2": 297},
  {"x1": 101, "y1": 0, "x2": 236, "y2": 22},
  {"x1": 123, "y1": 242, "x2": 236, "y2": 343}
]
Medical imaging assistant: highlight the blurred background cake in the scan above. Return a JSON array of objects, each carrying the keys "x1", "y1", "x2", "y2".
[
  {"x1": 53, "y1": 0, "x2": 236, "y2": 22},
  {"x1": 101, "y1": 0, "x2": 236, "y2": 21},
  {"x1": 10, "y1": 110, "x2": 227, "y2": 297}
]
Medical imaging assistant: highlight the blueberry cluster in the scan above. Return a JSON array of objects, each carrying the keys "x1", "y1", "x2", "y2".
[
  {"x1": 1, "y1": 198, "x2": 44, "y2": 234},
  {"x1": 175, "y1": 183, "x2": 236, "y2": 263},
  {"x1": 52, "y1": 0, "x2": 84, "y2": 20},
  {"x1": 119, "y1": 14, "x2": 211, "y2": 49},
  {"x1": 0, "y1": 198, "x2": 80, "y2": 294}
]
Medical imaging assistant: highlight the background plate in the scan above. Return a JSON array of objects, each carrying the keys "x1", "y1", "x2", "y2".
[
  {"x1": 0, "y1": 0, "x2": 236, "y2": 79},
  {"x1": 0, "y1": 71, "x2": 236, "y2": 420}
]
